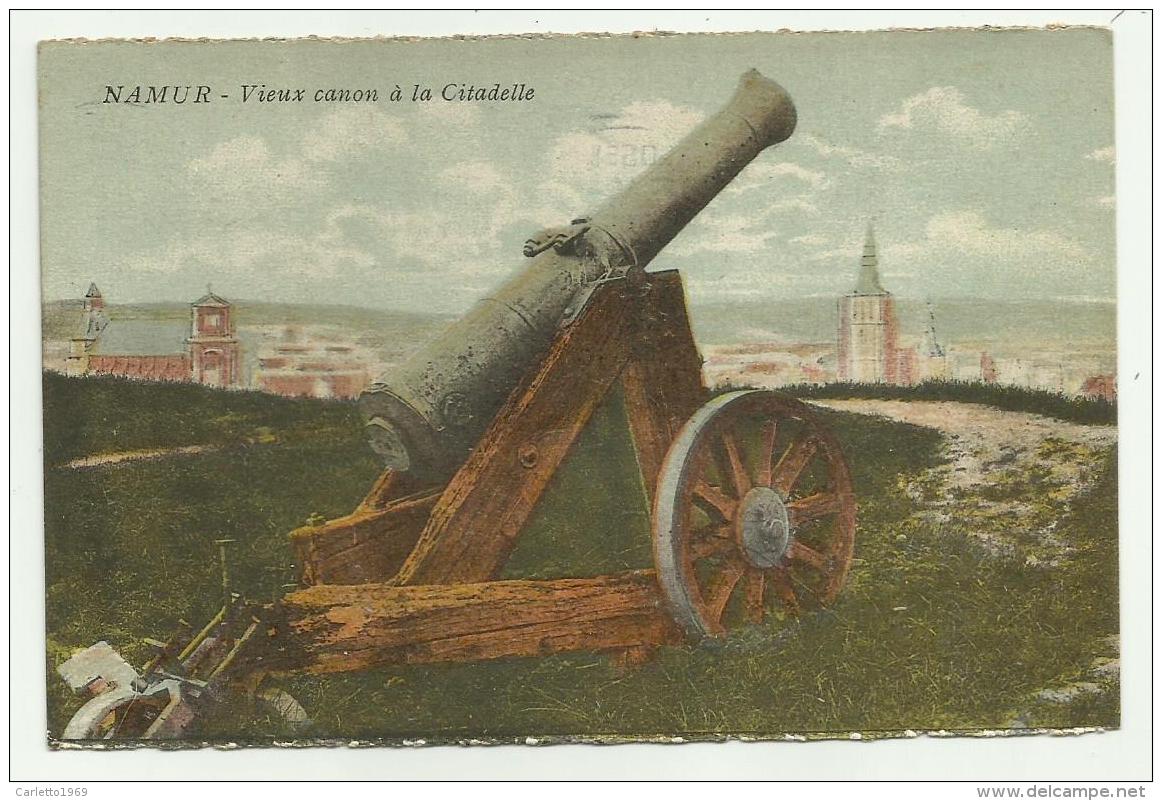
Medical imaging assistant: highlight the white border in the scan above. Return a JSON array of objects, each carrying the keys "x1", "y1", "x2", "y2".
[{"x1": 7, "y1": 9, "x2": 1152, "y2": 783}]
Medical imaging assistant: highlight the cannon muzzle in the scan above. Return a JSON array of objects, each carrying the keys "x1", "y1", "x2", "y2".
[{"x1": 360, "y1": 69, "x2": 797, "y2": 480}]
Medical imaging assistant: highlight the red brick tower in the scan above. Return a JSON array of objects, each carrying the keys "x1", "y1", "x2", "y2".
[{"x1": 188, "y1": 290, "x2": 241, "y2": 388}]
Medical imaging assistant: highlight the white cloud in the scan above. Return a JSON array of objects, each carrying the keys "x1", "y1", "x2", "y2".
[
  {"x1": 660, "y1": 186, "x2": 819, "y2": 260},
  {"x1": 546, "y1": 100, "x2": 706, "y2": 199},
  {"x1": 122, "y1": 225, "x2": 376, "y2": 281},
  {"x1": 798, "y1": 133, "x2": 902, "y2": 171},
  {"x1": 667, "y1": 212, "x2": 778, "y2": 258},
  {"x1": 767, "y1": 198, "x2": 819, "y2": 215},
  {"x1": 438, "y1": 160, "x2": 511, "y2": 195},
  {"x1": 314, "y1": 202, "x2": 514, "y2": 279},
  {"x1": 122, "y1": 180, "x2": 529, "y2": 296},
  {"x1": 1086, "y1": 146, "x2": 1115, "y2": 164},
  {"x1": 171, "y1": 95, "x2": 538, "y2": 308},
  {"x1": 870, "y1": 209, "x2": 1092, "y2": 275},
  {"x1": 805, "y1": 210, "x2": 1093, "y2": 282},
  {"x1": 727, "y1": 161, "x2": 828, "y2": 193},
  {"x1": 131, "y1": 73, "x2": 1110, "y2": 315},
  {"x1": 878, "y1": 87, "x2": 1027, "y2": 149},
  {"x1": 415, "y1": 101, "x2": 483, "y2": 126},
  {"x1": 300, "y1": 107, "x2": 407, "y2": 162},
  {"x1": 186, "y1": 108, "x2": 410, "y2": 203},
  {"x1": 659, "y1": 146, "x2": 835, "y2": 259},
  {"x1": 806, "y1": 244, "x2": 858, "y2": 264},
  {"x1": 790, "y1": 233, "x2": 829, "y2": 247},
  {"x1": 187, "y1": 135, "x2": 322, "y2": 198},
  {"x1": 924, "y1": 209, "x2": 1088, "y2": 262},
  {"x1": 715, "y1": 161, "x2": 825, "y2": 237},
  {"x1": 435, "y1": 159, "x2": 570, "y2": 247}
]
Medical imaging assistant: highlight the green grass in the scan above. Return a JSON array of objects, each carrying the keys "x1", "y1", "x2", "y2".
[
  {"x1": 42, "y1": 371, "x2": 363, "y2": 465},
  {"x1": 43, "y1": 374, "x2": 1119, "y2": 742}
]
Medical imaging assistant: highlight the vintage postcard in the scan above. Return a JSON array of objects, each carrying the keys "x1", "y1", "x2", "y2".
[{"x1": 38, "y1": 26, "x2": 1122, "y2": 749}]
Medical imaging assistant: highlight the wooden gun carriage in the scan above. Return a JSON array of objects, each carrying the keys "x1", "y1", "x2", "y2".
[{"x1": 58, "y1": 70, "x2": 857, "y2": 740}]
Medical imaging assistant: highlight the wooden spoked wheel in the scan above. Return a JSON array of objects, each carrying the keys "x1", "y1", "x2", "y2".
[{"x1": 652, "y1": 390, "x2": 856, "y2": 639}]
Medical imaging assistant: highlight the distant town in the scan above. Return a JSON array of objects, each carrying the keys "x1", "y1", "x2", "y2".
[
  {"x1": 42, "y1": 226, "x2": 1117, "y2": 403},
  {"x1": 701, "y1": 226, "x2": 1116, "y2": 402},
  {"x1": 47, "y1": 284, "x2": 378, "y2": 400}
]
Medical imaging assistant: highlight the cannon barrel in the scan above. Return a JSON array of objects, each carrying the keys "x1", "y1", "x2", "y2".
[{"x1": 360, "y1": 69, "x2": 797, "y2": 480}]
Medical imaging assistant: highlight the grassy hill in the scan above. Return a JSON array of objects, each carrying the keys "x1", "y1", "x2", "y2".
[
  {"x1": 44, "y1": 374, "x2": 1118, "y2": 742},
  {"x1": 780, "y1": 379, "x2": 1116, "y2": 426}
]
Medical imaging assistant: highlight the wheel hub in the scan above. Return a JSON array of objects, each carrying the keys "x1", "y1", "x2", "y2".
[{"x1": 735, "y1": 486, "x2": 792, "y2": 569}]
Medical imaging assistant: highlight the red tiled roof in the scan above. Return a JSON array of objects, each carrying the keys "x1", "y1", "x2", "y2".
[{"x1": 88, "y1": 355, "x2": 192, "y2": 382}]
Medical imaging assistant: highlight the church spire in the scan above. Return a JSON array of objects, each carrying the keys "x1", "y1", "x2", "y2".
[
  {"x1": 82, "y1": 281, "x2": 105, "y2": 313},
  {"x1": 923, "y1": 301, "x2": 945, "y2": 358},
  {"x1": 854, "y1": 222, "x2": 886, "y2": 294}
]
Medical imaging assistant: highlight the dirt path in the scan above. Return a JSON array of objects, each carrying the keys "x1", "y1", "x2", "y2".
[
  {"x1": 62, "y1": 444, "x2": 216, "y2": 469},
  {"x1": 808, "y1": 399, "x2": 1117, "y2": 566}
]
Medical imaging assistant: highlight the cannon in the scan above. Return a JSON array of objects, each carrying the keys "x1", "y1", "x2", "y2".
[
  {"x1": 57, "y1": 69, "x2": 857, "y2": 740},
  {"x1": 360, "y1": 68, "x2": 797, "y2": 481}
]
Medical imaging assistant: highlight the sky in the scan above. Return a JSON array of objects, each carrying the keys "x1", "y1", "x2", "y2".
[{"x1": 38, "y1": 29, "x2": 1115, "y2": 314}]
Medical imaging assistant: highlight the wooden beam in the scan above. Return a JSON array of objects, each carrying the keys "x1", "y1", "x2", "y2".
[
  {"x1": 292, "y1": 273, "x2": 705, "y2": 590},
  {"x1": 290, "y1": 486, "x2": 441, "y2": 586},
  {"x1": 391, "y1": 280, "x2": 639, "y2": 586},
  {"x1": 620, "y1": 271, "x2": 707, "y2": 506},
  {"x1": 355, "y1": 469, "x2": 429, "y2": 512},
  {"x1": 272, "y1": 570, "x2": 679, "y2": 674}
]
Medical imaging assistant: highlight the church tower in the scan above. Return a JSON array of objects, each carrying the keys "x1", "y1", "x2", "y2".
[
  {"x1": 837, "y1": 225, "x2": 900, "y2": 383},
  {"x1": 188, "y1": 290, "x2": 241, "y2": 388},
  {"x1": 65, "y1": 282, "x2": 109, "y2": 376}
]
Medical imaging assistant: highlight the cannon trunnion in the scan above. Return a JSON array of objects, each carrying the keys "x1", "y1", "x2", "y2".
[{"x1": 58, "y1": 71, "x2": 858, "y2": 741}]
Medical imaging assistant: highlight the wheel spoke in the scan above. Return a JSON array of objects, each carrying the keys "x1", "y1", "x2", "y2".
[
  {"x1": 787, "y1": 492, "x2": 840, "y2": 527},
  {"x1": 691, "y1": 480, "x2": 738, "y2": 522},
  {"x1": 770, "y1": 569, "x2": 801, "y2": 615},
  {"x1": 772, "y1": 435, "x2": 818, "y2": 496},
  {"x1": 703, "y1": 557, "x2": 746, "y2": 622},
  {"x1": 788, "y1": 540, "x2": 829, "y2": 573},
  {"x1": 689, "y1": 526, "x2": 733, "y2": 559},
  {"x1": 755, "y1": 420, "x2": 778, "y2": 488},
  {"x1": 743, "y1": 569, "x2": 765, "y2": 624},
  {"x1": 720, "y1": 432, "x2": 751, "y2": 497}
]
